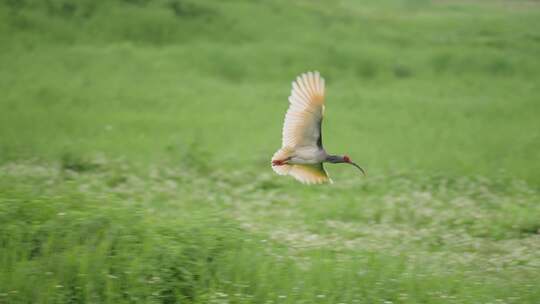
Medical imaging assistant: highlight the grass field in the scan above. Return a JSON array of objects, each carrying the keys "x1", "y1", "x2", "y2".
[{"x1": 1, "y1": 0, "x2": 540, "y2": 303}]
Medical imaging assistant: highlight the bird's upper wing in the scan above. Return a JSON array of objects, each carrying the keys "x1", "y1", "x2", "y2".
[
  {"x1": 282, "y1": 71, "x2": 326, "y2": 149},
  {"x1": 289, "y1": 164, "x2": 332, "y2": 184}
]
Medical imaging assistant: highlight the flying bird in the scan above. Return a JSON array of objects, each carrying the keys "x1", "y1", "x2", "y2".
[{"x1": 271, "y1": 71, "x2": 366, "y2": 184}]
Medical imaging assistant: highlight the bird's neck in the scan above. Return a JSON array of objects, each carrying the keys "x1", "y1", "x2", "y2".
[{"x1": 325, "y1": 154, "x2": 344, "y2": 163}]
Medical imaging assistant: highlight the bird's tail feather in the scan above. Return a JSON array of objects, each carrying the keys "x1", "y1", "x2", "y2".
[{"x1": 271, "y1": 146, "x2": 293, "y2": 175}]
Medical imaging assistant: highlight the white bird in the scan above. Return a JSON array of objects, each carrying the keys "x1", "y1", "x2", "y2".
[{"x1": 271, "y1": 71, "x2": 365, "y2": 184}]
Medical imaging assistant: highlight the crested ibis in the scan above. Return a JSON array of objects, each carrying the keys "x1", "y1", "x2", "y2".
[{"x1": 271, "y1": 71, "x2": 366, "y2": 184}]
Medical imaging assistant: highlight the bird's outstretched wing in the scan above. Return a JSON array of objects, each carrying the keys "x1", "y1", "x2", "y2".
[
  {"x1": 289, "y1": 164, "x2": 332, "y2": 184},
  {"x1": 282, "y1": 71, "x2": 326, "y2": 149}
]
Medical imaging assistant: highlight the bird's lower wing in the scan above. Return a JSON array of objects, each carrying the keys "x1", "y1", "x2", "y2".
[{"x1": 289, "y1": 164, "x2": 332, "y2": 185}]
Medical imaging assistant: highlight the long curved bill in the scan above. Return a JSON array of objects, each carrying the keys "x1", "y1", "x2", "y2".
[{"x1": 349, "y1": 162, "x2": 366, "y2": 176}]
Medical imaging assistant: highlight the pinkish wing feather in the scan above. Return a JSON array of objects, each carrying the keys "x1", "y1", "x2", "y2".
[{"x1": 281, "y1": 71, "x2": 326, "y2": 148}]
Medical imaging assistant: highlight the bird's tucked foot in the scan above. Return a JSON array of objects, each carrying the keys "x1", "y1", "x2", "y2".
[{"x1": 272, "y1": 159, "x2": 287, "y2": 166}]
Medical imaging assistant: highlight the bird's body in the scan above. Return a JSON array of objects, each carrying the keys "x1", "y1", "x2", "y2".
[
  {"x1": 288, "y1": 146, "x2": 327, "y2": 165},
  {"x1": 271, "y1": 71, "x2": 365, "y2": 184}
]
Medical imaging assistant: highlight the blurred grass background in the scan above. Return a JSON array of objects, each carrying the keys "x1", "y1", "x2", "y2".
[
  {"x1": 1, "y1": 0, "x2": 540, "y2": 303},
  {"x1": 1, "y1": 0, "x2": 539, "y2": 182}
]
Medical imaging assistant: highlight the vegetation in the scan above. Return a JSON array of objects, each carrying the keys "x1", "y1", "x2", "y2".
[{"x1": 1, "y1": 0, "x2": 539, "y2": 303}]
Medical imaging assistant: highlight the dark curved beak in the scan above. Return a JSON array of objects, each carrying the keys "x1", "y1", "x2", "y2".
[{"x1": 349, "y1": 162, "x2": 366, "y2": 176}]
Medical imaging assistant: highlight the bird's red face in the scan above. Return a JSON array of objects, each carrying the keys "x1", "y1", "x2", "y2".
[{"x1": 343, "y1": 155, "x2": 351, "y2": 163}]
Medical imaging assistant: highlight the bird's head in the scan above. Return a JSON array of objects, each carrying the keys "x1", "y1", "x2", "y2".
[
  {"x1": 325, "y1": 155, "x2": 366, "y2": 176},
  {"x1": 342, "y1": 155, "x2": 366, "y2": 176}
]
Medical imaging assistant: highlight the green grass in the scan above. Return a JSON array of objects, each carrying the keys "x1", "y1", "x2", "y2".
[
  {"x1": 2, "y1": 162, "x2": 539, "y2": 303},
  {"x1": 1, "y1": 0, "x2": 540, "y2": 303}
]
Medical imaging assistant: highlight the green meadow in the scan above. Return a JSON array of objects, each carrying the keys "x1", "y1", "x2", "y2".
[{"x1": 1, "y1": 0, "x2": 539, "y2": 303}]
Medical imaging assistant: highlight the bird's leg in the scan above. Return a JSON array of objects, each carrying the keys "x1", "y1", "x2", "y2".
[
  {"x1": 272, "y1": 157, "x2": 291, "y2": 166},
  {"x1": 272, "y1": 159, "x2": 286, "y2": 166}
]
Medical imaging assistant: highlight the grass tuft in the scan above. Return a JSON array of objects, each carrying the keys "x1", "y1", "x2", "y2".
[{"x1": 60, "y1": 153, "x2": 100, "y2": 173}]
